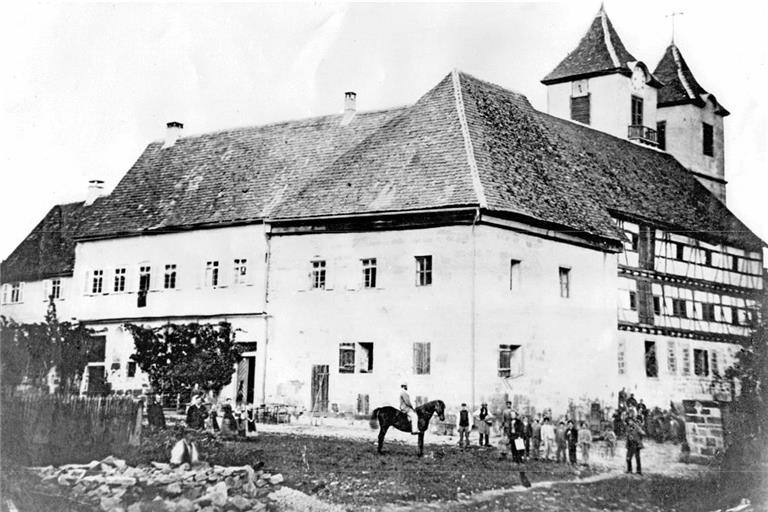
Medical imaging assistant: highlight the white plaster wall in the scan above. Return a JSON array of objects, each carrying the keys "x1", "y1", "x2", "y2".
[
  {"x1": 265, "y1": 223, "x2": 619, "y2": 414},
  {"x1": 71, "y1": 225, "x2": 267, "y2": 322},
  {"x1": 618, "y1": 331, "x2": 739, "y2": 408},
  {"x1": 657, "y1": 102, "x2": 726, "y2": 200},
  {"x1": 472, "y1": 225, "x2": 619, "y2": 413},
  {"x1": 546, "y1": 74, "x2": 657, "y2": 142},
  {"x1": 0, "y1": 277, "x2": 75, "y2": 324}
]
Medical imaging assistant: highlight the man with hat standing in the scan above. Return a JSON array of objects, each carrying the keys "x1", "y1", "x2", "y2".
[
  {"x1": 457, "y1": 403, "x2": 471, "y2": 449},
  {"x1": 399, "y1": 383, "x2": 418, "y2": 434},
  {"x1": 474, "y1": 402, "x2": 493, "y2": 447}
]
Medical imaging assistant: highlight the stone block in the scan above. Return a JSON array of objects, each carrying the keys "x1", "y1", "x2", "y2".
[{"x1": 268, "y1": 474, "x2": 284, "y2": 486}]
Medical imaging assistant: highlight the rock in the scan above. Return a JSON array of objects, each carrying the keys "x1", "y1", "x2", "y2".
[
  {"x1": 242, "y1": 481, "x2": 258, "y2": 497},
  {"x1": 72, "y1": 483, "x2": 87, "y2": 495},
  {"x1": 208, "y1": 482, "x2": 228, "y2": 507},
  {"x1": 127, "y1": 503, "x2": 142, "y2": 512},
  {"x1": 268, "y1": 474, "x2": 284, "y2": 486},
  {"x1": 165, "y1": 482, "x2": 182, "y2": 495},
  {"x1": 151, "y1": 462, "x2": 171, "y2": 472},
  {"x1": 100, "y1": 496, "x2": 122, "y2": 511},
  {"x1": 249, "y1": 504, "x2": 267, "y2": 512},
  {"x1": 105, "y1": 476, "x2": 137, "y2": 487},
  {"x1": 175, "y1": 498, "x2": 196, "y2": 512},
  {"x1": 228, "y1": 495, "x2": 252, "y2": 511},
  {"x1": 112, "y1": 489, "x2": 127, "y2": 500},
  {"x1": 261, "y1": 473, "x2": 271, "y2": 481}
]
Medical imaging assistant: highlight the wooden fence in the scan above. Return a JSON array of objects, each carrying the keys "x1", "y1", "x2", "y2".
[{"x1": 0, "y1": 392, "x2": 142, "y2": 466}]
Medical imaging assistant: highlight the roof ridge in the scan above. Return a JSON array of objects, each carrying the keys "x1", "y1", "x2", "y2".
[
  {"x1": 150, "y1": 106, "x2": 410, "y2": 144},
  {"x1": 451, "y1": 70, "x2": 487, "y2": 209}
]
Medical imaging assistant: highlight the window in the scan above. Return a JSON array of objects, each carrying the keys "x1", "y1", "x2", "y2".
[
  {"x1": 622, "y1": 231, "x2": 638, "y2": 251},
  {"x1": 558, "y1": 267, "x2": 570, "y2": 298},
  {"x1": 672, "y1": 298, "x2": 688, "y2": 318},
  {"x1": 415, "y1": 256, "x2": 432, "y2": 286},
  {"x1": 731, "y1": 308, "x2": 741, "y2": 326},
  {"x1": 509, "y1": 259, "x2": 521, "y2": 290},
  {"x1": 233, "y1": 259, "x2": 248, "y2": 285},
  {"x1": 617, "y1": 340, "x2": 626, "y2": 375},
  {"x1": 629, "y1": 291, "x2": 637, "y2": 311},
  {"x1": 139, "y1": 266, "x2": 151, "y2": 291},
  {"x1": 114, "y1": 268, "x2": 126, "y2": 292},
  {"x1": 681, "y1": 345, "x2": 691, "y2": 376},
  {"x1": 702, "y1": 303, "x2": 716, "y2": 322},
  {"x1": 49, "y1": 278, "x2": 61, "y2": 300},
  {"x1": 91, "y1": 270, "x2": 104, "y2": 294},
  {"x1": 357, "y1": 394, "x2": 370, "y2": 415},
  {"x1": 9, "y1": 283, "x2": 23, "y2": 303},
  {"x1": 657, "y1": 121, "x2": 666, "y2": 150},
  {"x1": 311, "y1": 260, "x2": 326, "y2": 289},
  {"x1": 570, "y1": 95, "x2": 590, "y2": 124},
  {"x1": 731, "y1": 256, "x2": 739, "y2": 272},
  {"x1": 675, "y1": 243, "x2": 685, "y2": 261},
  {"x1": 631, "y1": 95, "x2": 643, "y2": 126},
  {"x1": 339, "y1": 343, "x2": 355, "y2": 373},
  {"x1": 711, "y1": 351, "x2": 720, "y2": 377},
  {"x1": 498, "y1": 344, "x2": 523, "y2": 378},
  {"x1": 653, "y1": 296, "x2": 662, "y2": 316},
  {"x1": 205, "y1": 261, "x2": 219, "y2": 287},
  {"x1": 362, "y1": 258, "x2": 377, "y2": 288},
  {"x1": 703, "y1": 250, "x2": 712, "y2": 267},
  {"x1": 339, "y1": 342, "x2": 373, "y2": 373},
  {"x1": 667, "y1": 341, "x2": 677, "y2": 374},
  {"x1": 693, "y1": 348, "x2": 709, "y2": 376},
  {"x1": 127, "y1": 361, "x2": 137, "y2": 378},
  {"x1": 413, "y1": 342, "x2": 431, "y2": 375},
  {"x1": 702, "y1": 122, "x2": 713, "y2": 157},
  {"x1": 644, "y1": 341, "x2": 658, "y2": 377},
  {"x1": 164, "y1": 264, "x2": 177, "y2": 289}
]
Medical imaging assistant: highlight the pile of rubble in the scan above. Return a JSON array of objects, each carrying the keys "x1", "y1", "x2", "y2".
[{"x1": 32, "y1": 455, "x2": 286, "y2": 512}]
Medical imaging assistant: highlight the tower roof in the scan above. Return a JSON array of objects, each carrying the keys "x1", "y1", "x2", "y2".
[
  {"x1": 542, "y1": 6, "x2": 652, "y2": 85},
  {"x1": 653, "y1": 43, "x2": 729, "y2": 115}
]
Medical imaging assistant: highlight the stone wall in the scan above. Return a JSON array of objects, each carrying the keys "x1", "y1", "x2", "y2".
[{"x1": 682, "y1": 399, "x2": 724, "y2": 457}]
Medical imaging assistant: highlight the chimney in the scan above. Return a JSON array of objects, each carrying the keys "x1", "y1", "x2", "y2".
[
  {"x1": 163, "y1": 121, "x2": 184, "y2": 148},
  {"x1": 85, "y1": 179, "x2": 105, "y2": 206},
  {"x1": 341, "y1": 91, "x2": 356, "y2": 126}
]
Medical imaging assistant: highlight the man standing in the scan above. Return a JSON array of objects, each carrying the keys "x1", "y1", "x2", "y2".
[
  {"x1": 457, "y1": 403, "x2": 471, "y2": 449},
  {"x1": 474, "y1": 402, "x2": 492, "y2": 447},
  {"x1": 147, "y1": 394, "x2": 166, "y2": 428},
  {"x1": 565, "y1": 420, "x2": 578, "y2": 465},
  {"x1": 531, "y1": 416, "x2": 542, "y2": 460},
  {"x1": 399, "y1": 384, "x2": 418, "y2": 434},
  {"x1": 509, "y1": 411, "x2": 524, "y2": 463},
  {"x1": 555, "y1": 420, "x2": 567, "y2": 463},
  {"x1": 185, "y1": 394, "x2": 207, "y2": 430},
  {"x1": 540, "y1": 417, "x2": 556, "y2": 461},
  {"x1": 626, "y1": 411, "x2": 645, "y2": 474}
]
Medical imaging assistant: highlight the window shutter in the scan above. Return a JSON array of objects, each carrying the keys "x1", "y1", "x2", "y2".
[
  {"x1": 413, "y1": 343, "x2": 418, "y2": 374},
  {"x1": 570, "y1": 95, "x2": 590, "y2": 124},
  {"x1": 424, "y1": 343, "x2": 431, "y2": 374}
]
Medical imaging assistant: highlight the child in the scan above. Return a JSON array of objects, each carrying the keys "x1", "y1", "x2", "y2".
[
  {"x1": 578, "y1": 421, "x2": 592, "y2": 465},
  {"x1": 457, "y1": 403, "x2": 471, "y2": 449},
  {"x1": 555, "y1": 420, "x2": 567, "y2": 463}
]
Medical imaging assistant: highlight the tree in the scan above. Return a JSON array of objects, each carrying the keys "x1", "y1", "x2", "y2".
[
  {"x1": 0, "y1": 299, "x2": 98, "y2": 394},
  {"x1": 125, "y1": 322, "x2": 242, "y2": 397}
]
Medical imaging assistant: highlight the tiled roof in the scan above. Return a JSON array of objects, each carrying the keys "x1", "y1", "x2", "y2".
[
  {"x1": 653, "y1": 43, "x2": 729, "y2": 115},
  {"x1": 1, "y1": 201, "x2": 90, "y2": 283},
  {"x1": 541, "y1": 7, "x2": 639, "y2": 85},
  {"x1": 76, "y1": 70, "x2": 763, "y2": 252},
  {"x1": 77, "y1": 108, "x2": 405, "y2": 239}
]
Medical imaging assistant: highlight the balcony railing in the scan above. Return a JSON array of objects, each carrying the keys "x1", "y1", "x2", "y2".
[{"x1": 627, "y1": 125, "x2": 658, "y2": 146}]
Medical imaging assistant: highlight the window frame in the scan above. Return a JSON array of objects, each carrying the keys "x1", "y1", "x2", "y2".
[
  {"x1": 558, "y1": 267, "x2": 571, "y2": 298},
  {"x1": 205, "y1": 261, "x2": 219, "y2": 288},
  {"x1": 693, "y1": 348, "x2": 710, "y2": 377},
  {"x1": 672, "y1": 298, "x2": 688, "y2": 318},
  {"x1": 413, "y1": 342, "x2": 431, "y2": 375},
  {"x1": 509, "y1": 259, "x2": 521, "y2": 291},
  {"x1": 310, "y1": 260, "x2": 326, "y2": 290},
  {"x1": 644, "y1": 340, "x2": 658, "y2": 378},
  {"x1": 91, "y1": 270, "x2": 104, "y2": 294},
  {"x1": 113, "y1": 268, "x2": 126, "y2": 293},
  {"x1": 362, "y1": 258, "x2": 377, "y2": 289},
  {"x1": 49, "y1": 278, "x2": 61, "y2": 300},
  {"x1": 233, "y1": 258, "x2": 248, "y2": 285},
  {"x1": 657, "y1": 120, "x2": 666, "y2": 150},
  {"x1": 415, "y1": 255, "x2": 432, "y2": 287},
  {"x1": 631, "y1": 95, "x2": 644, "y2": 126},
  {"x1": 164, "y1": 264, "x2": 177, "y2": 289},
  {"x1": 702, "y1": 122, "x2": 714, "y2": 157}
]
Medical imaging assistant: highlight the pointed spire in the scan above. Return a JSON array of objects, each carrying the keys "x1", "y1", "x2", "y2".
[
  {"x1": 541, "y1": 6, "x2": 637, "y2": 84},
  {"x1": 653, "y1": 43, "x2": 729, "y2": 115}
]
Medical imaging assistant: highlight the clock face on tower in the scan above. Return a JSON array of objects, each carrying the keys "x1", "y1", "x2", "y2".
[{"x1": 632, "y1": 67, "x2": 645, "y2": 92}]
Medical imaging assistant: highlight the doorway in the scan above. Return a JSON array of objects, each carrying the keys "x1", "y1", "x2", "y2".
[{"x1": 311, "y1": 365, "x2": 329, "y2": 413}]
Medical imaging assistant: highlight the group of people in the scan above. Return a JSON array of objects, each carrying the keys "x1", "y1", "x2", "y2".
[{"x1": 184, "y1": 394, "x2": 259, "y2": 438}]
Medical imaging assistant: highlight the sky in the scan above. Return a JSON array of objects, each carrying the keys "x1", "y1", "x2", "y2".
[{"x1": 1, "y1": 1, "x2": 766, "y2": 262}]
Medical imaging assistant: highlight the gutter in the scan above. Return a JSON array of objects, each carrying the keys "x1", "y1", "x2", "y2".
[
  {"x1": 260, "y1": 221, "x2": 273, "y2": 405},
  {"x1": 470, "y1": 207, "x2": 480, "y2": 410}
]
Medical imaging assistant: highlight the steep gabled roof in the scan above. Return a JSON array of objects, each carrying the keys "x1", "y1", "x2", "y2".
[
  {"x1": 541, "y1": 7, "x2": 641, "y2": 85},
  {"x1": 75, "y1": 69, "x2": 762, "y2": 252},
  {"x1": 1, "y1": 201, "x2": 91, "y2": 283},
  {"x1": 653, "y1": 43, "x2": 730, "y2": 115}
]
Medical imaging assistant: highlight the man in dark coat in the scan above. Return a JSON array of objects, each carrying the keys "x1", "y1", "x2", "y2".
[
  {"x1": 626, "y1": 411, "x2": 645, "y2": 474},
  {"x1": 186, "y1": 394, "x2": 207, "y2": 430},
  {"x1": 509, "y1": 411, "x2": 524, "y2": 463},
  {"x1": 565, "y1": 420, "x2": 578, "y2": 465},
  {"x1": 146, "y1": 394, "x2": 166, "y2": 428}
]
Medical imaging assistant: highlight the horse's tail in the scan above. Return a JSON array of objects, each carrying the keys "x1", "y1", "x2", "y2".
[{"x1": 369, "y1": 408, "x2": 380, "y2": 429}]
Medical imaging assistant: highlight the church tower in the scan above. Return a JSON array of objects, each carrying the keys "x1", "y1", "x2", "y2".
[
  {"x1": 653, "y1": 43, "x2": 729, "y2": 202},
  {"x1": 541, "y1": 6, "x2": 663, "y2": 146}
]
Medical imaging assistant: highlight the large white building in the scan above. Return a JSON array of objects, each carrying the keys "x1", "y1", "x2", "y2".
[{"x1": 1, "y1": 7, "x2": 763, "y2": 416}]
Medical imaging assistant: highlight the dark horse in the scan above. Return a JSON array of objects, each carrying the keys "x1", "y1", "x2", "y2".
[{"x1": 370, "y1": 400, "x2": 445, "y2": 457}]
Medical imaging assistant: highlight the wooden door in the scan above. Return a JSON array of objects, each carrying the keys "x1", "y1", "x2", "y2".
[{"x1": 311, "y1": 365, "x2": 329, "y2": 413}]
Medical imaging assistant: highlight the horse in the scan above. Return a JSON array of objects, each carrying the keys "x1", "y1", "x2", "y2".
[{"x1": 370, "y1": 400, "x2": 445, "y2": 457}]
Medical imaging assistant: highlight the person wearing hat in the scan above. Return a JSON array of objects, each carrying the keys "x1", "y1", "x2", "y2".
[
  {"x1": 399, "y1": 383, "x2": 418, "y2": 434},
  {"x1": 474, "y1": 402, "x2": 493, "y2": 447},
  {"x1": 457, "y1": 403, "x2": 471, "y2": 449}
]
